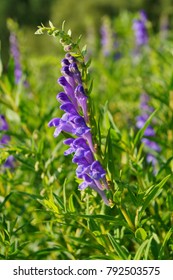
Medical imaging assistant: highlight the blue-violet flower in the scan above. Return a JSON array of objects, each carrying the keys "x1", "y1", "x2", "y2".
[
  {"x1": 136, "y1": 93, "x2": 161, "y2": 168},
  {"x1": 133, "y1": 11, "x2": 148, "y2": 47},
  {"x1": 9, "y1": 32, "x2": 23, "y2": 84},
  {"x1": 0, "y1": 115, "x2": 15, "y2": 169},
  {"x1": 49, "y1": 53, "x2": 109, "y2": 205},
  {"x1": 100, "y1": 16, "x2": 114, "y2": 57}
]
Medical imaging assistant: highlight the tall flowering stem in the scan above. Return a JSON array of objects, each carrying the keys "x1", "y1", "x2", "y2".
[
  {"x1": 35, "y1": 22, "x2": 111, "y2": 205},
  {"x1": 9, "y1": 32, "x2": 23, "y2": 85},
  {"x1": 0, "y1": 115, "x2": 15, "y2": 169},
  {"x1": 100, "y1": 16, "x2": 121, "y2": 60},
  {"x1": 100, "y1": 16, "x2": 113, "y2": 57},
  {"x1": 132, "y1": 11, "x2": 148, "y2": 48},
  {"x1": 136, "y1": 93, "x2": 161, "y2": 171},
  {"x1": 36, "y1": 22, "x2": 89, "y2": 91},
  {"x1": 7, "y1": 18, "x2": 29, "y2": 88}
]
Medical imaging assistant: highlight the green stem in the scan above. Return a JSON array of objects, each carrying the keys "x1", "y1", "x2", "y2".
[{"x1": 119, "y1": 205, "x2": 135, "y2": 232}]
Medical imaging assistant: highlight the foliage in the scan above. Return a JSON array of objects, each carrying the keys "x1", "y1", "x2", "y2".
[
  {"x1": 1, "y1": 0, "x2": 173, "y2": 65},
  {"x1": 0, "y1": 13, "x2": 173, "y2": 260}
]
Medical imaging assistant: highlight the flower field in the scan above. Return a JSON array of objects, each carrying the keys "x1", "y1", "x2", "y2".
[{"x1": 0, "y1": 11, "x2": 173, "y2": 260}]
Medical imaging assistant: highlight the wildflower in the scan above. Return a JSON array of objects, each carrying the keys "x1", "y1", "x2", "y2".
[
  {"x1": 133, "y1": 11, "x2": 148, "y2": 47},
  {"x1": 136, "y1": 93, "x2": 161, "y2": 168},
  {"x1": 100, "y1": 16, "x2": 121, "y2": 59},
  {"x1": 9, "y1": 32, "x2": 30, "y2": 88},
  {"x1": 9, "y1": 32, "x2": 23, "y2": 84},
  {"x1": 0, "y1": 115, "x2": 15, "y2": 169},
  {"x1": 0, "y1": 115, "x2": 10, "y2": 146},
  {"x1": 100, "y1": 17, "x2": 113, "y2": 56},
  {"x1": 49, "y1": 54, "x2": 109, "y2": 205}
]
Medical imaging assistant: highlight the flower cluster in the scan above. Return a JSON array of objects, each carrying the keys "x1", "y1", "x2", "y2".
[
  {"x1": 100, "y1": 16, "x2": 113, "y2": 57},
  {"x1": 136, "y1": 93, "x2": 161, "y2": 168},
  {"x1": 48, "y1": 53, "x2": 109, "y2": 205},
  {"x1": 9, "y1": 32, "x2": 23, "y2": 84},
  {"x1": 132, "y1": 11, "x2": 148, "y2": 47},
  {"x1": 100, "y1": 16, "x2": 121, "y2": 60},
  {"x1": 0, "y1": 115, "x2": 15, "y2": 169}
]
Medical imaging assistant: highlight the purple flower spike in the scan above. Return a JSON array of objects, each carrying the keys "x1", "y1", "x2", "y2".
[
  {"x1": 49, "y1": 53, "x2": 109, "y2": 204},
  {"x1": 9, "y1": 33, "x2": 23, "y2": 84},
  {"x1": 140, "y1": 10, "x2": 147, "y2": 23},
  {"x1": 136, "y1": 93, "x2": 161, "y2": 170},
  {"x1": 142, "y1": 138, "x2": 161, "y2": 152},
  {"x1": 0, "y1": 115, "x2": 15, "y2": 169},
  {"x1": 9, "y1": 32, "x2": 29, "y2": 87},
  {"x1": 133, "y1": 11, "x2": 148, "y2": 47},
  {"x1": 100, "y1": 16, "x2": 113, "y2": 57},
  {"x1": 0, "y1": 115, "x2": 10, "y2": 147}
]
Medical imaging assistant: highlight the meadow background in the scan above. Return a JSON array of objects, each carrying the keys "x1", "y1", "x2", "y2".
[{"x1": 0, "y1": 0, "x2": 173, "y2": 260}]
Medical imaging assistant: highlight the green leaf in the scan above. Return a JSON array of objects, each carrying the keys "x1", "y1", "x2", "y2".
[
  {"x1": 104, "y1": 128, "x2": 117, "y2": 180},
  {"x1": 144, "y1": 236, "x2": 154, "y2": 260},
  {"x1": 35, "y1": 28, "x2": 43, "y2": 35},
  {"x1": 88, "y1": 79, "x2": 93, "y2": 95},
  {"x1": 63, "y1": 178, "x2": 67, "y2": 212},
  {"x1": 107, "y1": 110, "x2": 121, "y2": 137},
  {"x1": 107, "y1": 233, "x2": 129, "y2": 260},
  {"x1": 135, "y1": 227, "x2": 147, "y2": 241},
  {"x1": 158, "y1": 227, "x2": 173, "y2": 259},
  {"x1": 61, "y1": 20, "x2": 66, "y2": 31},
  {"x1": 134, "y1": 236, "x2": 153, "y2": 260},
  {"x1": 40, "y1": 198, "x2": 60, "y2": 214},
  {"x1": 53, "y1": 193, "x2": 65, "y2": 211},
  {"x1": 69, "y1": 236, "x2": 104, "y2": 251},
  {"x1": 81, "y1": 45, "x2": 87, "y2": 56},
  {"x1": 68, "y1": 194, "x2": 75, "y2": 213},
  {"x1": 137, "y1": 174, "x2": 171, "y2": 223},
  {"x1": 85, "y1": 58, "x2": 92, "y2": 68},
  {"x1": 0, "y1": 192, "x2": 14, "y2": 211},
  {"x1": 49, "y1": 21, "x2": 54, "y2": 29},
  {"x1": 67, "y1": 29, "x2": 72, "y2": 37},
  {"x1": 88, "y1": 219, "x2": 99, "y2": 232}
]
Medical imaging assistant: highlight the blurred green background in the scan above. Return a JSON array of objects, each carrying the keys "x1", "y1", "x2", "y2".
[{"x1": 1, "y1": 0, "x2": 173, "y2": 66}]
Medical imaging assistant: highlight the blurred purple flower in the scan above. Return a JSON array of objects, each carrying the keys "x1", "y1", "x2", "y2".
[
  {"x1": 0, "y1": 115, "x2": 10, "y2": 148},
  {"x1": 49, "y1": 53, "x2": 109, "y2": 205},
  {"x1": 136, "y1": 93, "x2": 161, "y2": 168},
  {"x1": 3, "y1": 155, "x2": 15, "y2": 169},
  {"x1": 0, "y1": 115, "x2": 15, "y2": 169},
  {"x1": 133, "y1": 11, "x2": 148, "y2": 47},
  {"x1": 9, "y1": 33, "x2": 23, "y2": 84},
  {"x1": 100, "y1": 16, "x2": 121, "y2": 59},
  {"x1": 100, "y1": 17, "x2": 112, "y2": 56}
]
